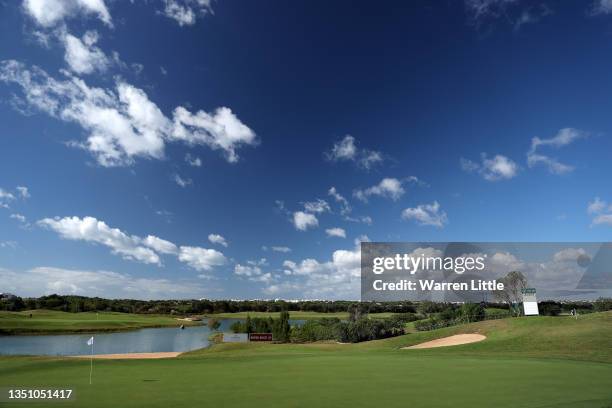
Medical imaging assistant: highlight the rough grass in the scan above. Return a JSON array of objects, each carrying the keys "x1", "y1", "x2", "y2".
[{"x1": 0, "y1": 310, "x2": 197, "y2": 335}]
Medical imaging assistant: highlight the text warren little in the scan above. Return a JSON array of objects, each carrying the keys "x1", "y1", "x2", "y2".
[{"x1": 372, "y1": 279, "x2": 504, "y2": 291}]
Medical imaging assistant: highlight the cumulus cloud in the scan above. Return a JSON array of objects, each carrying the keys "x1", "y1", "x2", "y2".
[
  {"x1": 0, "y1": 188, "x2": 16, "y2": 206},
  {"x1": 0, "y1": 266, "x2": 205, "y2": 299},
  {"x1": 401, "y1": 201, "x2": 448, "y2": 228},
  {"x1": 0, "y1": 61, "x2": 257, "y2": 167},
  {"x1": 292, "y1": 211, "x2": 318, "y2": 231},
  {"x1": 171, "y1": 107, "x2": 257, "y2": 164},
  {"x1": 460, "y1": 153, "x2": 518, "y2": 181},
  {"x1": 38, "y1": 216, "x2": 162, "y2": 264},
  {"x1": 587, "y1": 197, "x2": 612, "y2": 226},
  {"x1": 208, "y1": 233, "x2": 228, "y2": 247},
  {"x1": 325, "y1": 227, "x2": 346, "y2": 238},
  {"x1": 143, "y1": 235, "x2": 178, "y2": 255},
  {"x1": 354, "y1": 177, "x2": 407, "y2": 202},
  {"x1": 62, "y1": 30, "x2": 110, "y2": 75},
  {"x1": 37, "y1": 215, "x2": 226, "y2": 271},
  {"x1": 527, "y1": 128, "x2": 587, "y2": 174},
  {"x1": 325, "y1": 135, "x2": 384, "y2": 170},
  {"x1": 161, "y1": 0, "x2": 213, "y2": 26},
  {"x1": 277, "y1": 236, "x2": 369, "y2": 298},
  {"x1": 23, "y1": 0, "x2": 112, "y2": 28},
  {"x1": 234, "y1": 263, "x2": 273, "y2": 283},
  {"x1": 178, "y1": 246, "x2": 226, "y2": 271}
]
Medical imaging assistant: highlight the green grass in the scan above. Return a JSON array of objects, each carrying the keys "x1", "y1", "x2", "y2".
[
  {"x1": 0, "y1": 312, "x2": 610, "y2": 408},
  {"x1": 0, "y1": 310, "x2": 197, "y2": 335}
]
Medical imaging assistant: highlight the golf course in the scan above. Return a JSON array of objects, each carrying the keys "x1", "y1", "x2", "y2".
[{"x1": 0, "y1": 311, "x2": 610, "y2": 408}]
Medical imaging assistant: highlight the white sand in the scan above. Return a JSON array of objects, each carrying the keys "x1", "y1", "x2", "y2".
[{"x1": 403, "y1": 334, "x2": 486, "y2": 349}]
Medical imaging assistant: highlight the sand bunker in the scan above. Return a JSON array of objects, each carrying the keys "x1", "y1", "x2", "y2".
[
  {"x1": 71, "y1": 352, "x2": 182, "y2": 359},
  {"x1": 403, "y1": 334, "x2": 486, "y2": 349}
]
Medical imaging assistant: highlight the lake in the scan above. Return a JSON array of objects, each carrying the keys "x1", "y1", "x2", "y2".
[{"x1": 0, "y1": 319, "x2": 304, "y2": 356}]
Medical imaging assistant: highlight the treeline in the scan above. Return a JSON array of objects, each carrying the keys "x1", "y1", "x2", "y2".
[
  {"x1": 0, "y1": 294, "x2": 421, "y2": 314},
  {"x1": 230, "y1": 306, "x2": 418, "y2": 343},
  {"x1": 1, "y1": 294, "x2": 609, "y2": 316}
]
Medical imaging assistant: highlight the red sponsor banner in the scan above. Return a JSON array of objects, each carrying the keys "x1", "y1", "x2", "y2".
[{"x1": 249, "y1": 333, "x2": 273, "y2": 341}]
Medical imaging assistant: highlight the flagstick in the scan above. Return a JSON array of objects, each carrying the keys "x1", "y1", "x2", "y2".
[{"x1": 89, "y1": 337, "x2": 94, "y2": 385}]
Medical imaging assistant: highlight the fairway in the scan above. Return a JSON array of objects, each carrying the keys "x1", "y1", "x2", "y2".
[
  {"x1": 0, "y1": 310, "x2": 196, "y2": 335},
  {"x1": 1, "y1": 312, "x2": 610, "y2": 408}
]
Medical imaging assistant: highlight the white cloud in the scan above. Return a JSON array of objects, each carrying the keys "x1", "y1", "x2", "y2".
[
  {"x1": 303, "y1": 199, "x2": 330, "y2": 214},
  {"x1": 62, "y1": 30, "x2": 109, "y2": 75},
  {"x1": 588, "y1": 197, "x2": 612, "y2": 226},
  {"x1": 37, "y1": 215, "x2": 226, "y2": 271},
  {"x1": 276, "y1": 236, "x2": 368, "y2": 298},
  {"x1": 0, "y1": 188, "x2": 16, "y2": 205},
  {"x1": 38, "y1": 216, "x2": 162, "y2": 264},
  {"x1": 0, "y1": 241, "x2": 18, "y2": 249},
  {"x1": 143, "y1": 235, "x2": 178, "y2": 255},
  {"x1": 527, "y1": 128, "x2": 587, "y2": 174},
  {"x1": 234, "y1": 264, "x2": 274, "y2": 283},
  {"x1": 328, "y1": 186, "x2": 351, "y2": 215},
  {"x1": 10, "y1": 213, "x2": 27, "y2": 223},
  {"x1": 401, "y1": 201, "x2": 448, "y2": 228},
  {"x1": 587, "y1": 197, "x2": 608, "y2": 214},
  {"x1": 325, "y1": 227, "x2": 346, "y2": 238},
  {"x1": 162, "y1": 0, "x2": 212, "y2": 26},
  {"x1": 171, "y1": 106, "x2": 257, "y2": 163},
  {"x1": 185, "y1": 153, "x2": 202, "y2": 167},
  {"x1": 461, "y1": 153, "x2": 518, "y2": 181},
  {"x1": 23, "y1": 0, "x2": 112, "y2": 28},
  {"x1": 208, "y1": 233, "x2": 228, "y2": 247},
  {"x1": 354, "y1": 177, "x2": 405, "y2": 202},
  {"x1": 174, "y1": 174, "x2": 192, "y2": 187},
  {"x1": 591, "y1": 0, "x2": 612, "y2": 15},
  {"x1": 178, "y1": 246, "x2": 226, "y2": 271},
  {"x1": 16, "y1": 186, "x2": 30, "y2": 199},
  {"x1": 0, "y1": 266, "x2": 205, "y2": 299},
  {"x1": 325, "y1": 135, "x2": 384, "y2": 170},
  {"x1": 270, "y1": 246, "x2": 291, "y2": 253},
  {"x1": 292, "y1": 211, "x2": 318, "y2": 231},
  {"x1": 0, "y1": 61, "x2": 257, "y2": 167},
  {"x1": 465, "y1": 0, "x2": 551, "y2": 29}
]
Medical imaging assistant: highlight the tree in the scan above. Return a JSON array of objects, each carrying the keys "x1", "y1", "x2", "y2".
[
  {"x1": 273, "y1": 311, "x2": 290, "y2": 343},
  {"x1": 493, "y1": 271, "x2": 527, "y2": 316},
  {"x1": 348, "y1": 303, "x2": 368, "y2": 322},
  {"x1": 245, "y1": 314, "x2": 253, "y2": 333},
  {"x1": 460, "y1": 303, "x2": 485, "y2": 322}
]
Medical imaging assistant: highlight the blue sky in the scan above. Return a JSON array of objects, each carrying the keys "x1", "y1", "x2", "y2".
[{"x1": 0, "y1": 0, "x2": 611, "y2": 300}]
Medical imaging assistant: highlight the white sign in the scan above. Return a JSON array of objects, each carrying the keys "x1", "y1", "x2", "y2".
[
  {"x1": 222, "y1": 333, "x2": 248, "y2": 343},
  {"x1": 522, "y1": 288, "x2": 539, "y2": 316}
]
